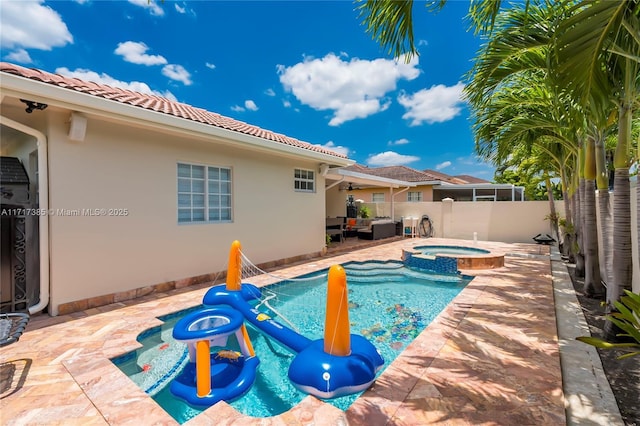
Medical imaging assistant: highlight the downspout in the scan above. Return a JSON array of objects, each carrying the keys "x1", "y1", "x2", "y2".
[
  {"x1": 0, "y1": 115, "x2": 50, "y2": 315},
  {"x1": 392, "y1": 186, "x2": 411, "y2": 221}
]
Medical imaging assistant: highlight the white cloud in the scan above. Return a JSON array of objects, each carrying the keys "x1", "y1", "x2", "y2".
[
  {"x1": 317, "y1": 141, "x2": 350, "y2": 157},
  {"x1": 264, "y1": 88, "x2": 276, "y2": 96},
  {"x1": 418, "y1": 39, "x2": 429, "y2": 47},
  {"x1": 205, "y1": 62, "x2": 216, "y2": 70},
  {"x1": 174, "y1": 2, "x2": 195, "y2": 16},
  {"x1": 388, "y1": 138, "x2": 409, "y2": 146},
  {"x1": 457, "y1": 155, "x2": 488, "y2": 166},
  {"x1": 435, "y1": 161, "x2": 452, "y2": 170},
  {"x1": 244, "y1": 100, "x2": 258, "y2": 111},
  {"x1": 0, "y1": 1, "x2": 73, "y2": 50},
  {"x1": 115, "y1": 41, "x2": 167, "y2": 65},
  {"x1": 231, "y1": 105, "x2": 245, "y2": 112},
  {"x1": 398, "y1": 82, "x2": 466, "y2": 126},
  {"x1": 128, "y1": 0, "x2": 164, "y2": 16},
  {"x1": 283, "y1": 100, "x2": 291, "y2": 108},
  {"x1": 55, "y1": 67, "x2": 177, "y2": 100},
  {"x1": 366, "y1": 151, "x2": 420, "y2": 167},
  {"x1": 451, "y1": 156, "x2": 495, "y2": 177},
  {"x1": 4, "y1": 49, "x2": 32, "y2": 64},
  {"x1": 162, "y1": 64, "x2": 192, "y2": 85},
  {"x1": 278, "y1": 53, "x2": 420, "y2": 126}
]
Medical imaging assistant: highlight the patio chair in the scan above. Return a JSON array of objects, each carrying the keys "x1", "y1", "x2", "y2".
[
  {"x1": 402, "y1": 217, "x2": 418, "y2": 238},
  {"x1": 0, "y1": 312, "x2": 30, "y2": 347},
  {"x1": 326, "y1": 217, "x2": 345, "y2": 243}
]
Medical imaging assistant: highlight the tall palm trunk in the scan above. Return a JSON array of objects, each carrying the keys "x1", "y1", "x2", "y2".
[
  {"x1": 545, "y1": 175, "x2": 561, "y2": 243},
  {"x1": 560, "y1": 166, "x2": 574, "y2": 259},
  {"x1": 574, "y1": 177, "x2": 585, "y2": 277},
  {"x1": 582, "y1": 179, "x2": 603, "y2": 296},
  {"x1": 582, "y1": 136, "x2": 602, "y2": 297},
  {"x1": 597, "y1": 190, "x2": 613, "y2": 285},
  {"x1": 595, "y1": 133, "x2": 613, "y2": 286},
  {"x1": 605, "y1": 168, "x2": 632, "y2": 340},
  {"x1": 604, "y1": 77, "x2": 634, "y2": 341}
]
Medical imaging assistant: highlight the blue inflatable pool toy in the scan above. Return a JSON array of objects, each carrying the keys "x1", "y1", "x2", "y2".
[
  {"x1": 288, "y1": 335, "x2": 384, "y2": 399},
  {"x1": 170, "y1": 307, "x2": 259, "y2": 407},
  {"x1": 202, "y1": 283, "x2": 384, "y2": 400},
  {"x1": 168, "y1": 241, "x2": 383, "y2": 408}
]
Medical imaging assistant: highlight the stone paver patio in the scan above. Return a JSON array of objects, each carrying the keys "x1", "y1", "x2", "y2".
[{"x1": 0, "y1": 238, "x2": 596, "y2": 425}]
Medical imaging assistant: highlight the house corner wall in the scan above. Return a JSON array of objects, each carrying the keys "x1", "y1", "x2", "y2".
[{"x1": 32, "y1": 108, "x2": 326, "y2": 314}]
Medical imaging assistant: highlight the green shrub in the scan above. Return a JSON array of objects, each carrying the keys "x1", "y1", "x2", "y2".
[{"x1": 577, "y1": 290, "x2": 640, "y2": 359}]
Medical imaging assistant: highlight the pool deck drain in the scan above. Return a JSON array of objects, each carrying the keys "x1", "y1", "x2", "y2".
[{"x1": 0, "y1": 238, "x2": 620, "y2": 425}]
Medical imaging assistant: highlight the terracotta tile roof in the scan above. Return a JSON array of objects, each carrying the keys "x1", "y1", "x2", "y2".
[
  {"x1": 454, "y1": 174, "x2": 492, "y2": 184},
  {"x1": 346, "y1": 165, "x2": 461, "y2": 183},
  {"x1": 422, "y1": 169, "x2": 469, "y2": 184},
  {"x1": 0, "y1": 62, "x2": 347, "y2": 160},
  {"x1": 344, "y1": 165, "x2": 491, "y2": 185}
]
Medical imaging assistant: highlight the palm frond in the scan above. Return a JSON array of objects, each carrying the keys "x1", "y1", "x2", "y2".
[
  {"x1": 356, "y1": 0, "x2": 421, "y2": 61},
  {"x1": 554, "y1": 0, "x2": 633, "y2": 105},
  {"x1": 468, "y1": 0, "x2": 505, "y2": 34}
]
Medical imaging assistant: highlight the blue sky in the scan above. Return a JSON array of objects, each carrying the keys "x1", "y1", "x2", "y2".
[{"x1": 1, "y1": 0, "x2": 493, "y2": 178}]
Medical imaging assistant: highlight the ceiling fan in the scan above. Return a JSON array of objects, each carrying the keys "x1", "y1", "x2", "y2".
[{"x1": 340, "y1": 182, "x2": 360, "y2": 191}]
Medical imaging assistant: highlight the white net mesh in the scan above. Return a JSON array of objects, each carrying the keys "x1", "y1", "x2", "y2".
[
  {"x1": 236, "y1": 251, "x2": 329, "y2": 334},
  {"x1": 239, "y1": 251, "x2": 327, "y2": 283}
]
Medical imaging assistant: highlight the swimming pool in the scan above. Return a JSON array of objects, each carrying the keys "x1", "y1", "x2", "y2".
[{"x1": 112, "y1": 261, "x2": 470, "y2": 423}]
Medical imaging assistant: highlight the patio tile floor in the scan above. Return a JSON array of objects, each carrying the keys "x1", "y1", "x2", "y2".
[{"x1": 0, "y1": 238, "x2": 597, "y2": 425}]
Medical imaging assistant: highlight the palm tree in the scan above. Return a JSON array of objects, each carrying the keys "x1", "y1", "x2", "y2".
[
  {"x1": 555, "y1": 0, "x2": 640, "y2": 340},
  {"x1": 463, "y1": 1, "x2": 606, "y2": 283},
  {"x1": 583, "y1": 134, "x2": 603, "y2": 296}
]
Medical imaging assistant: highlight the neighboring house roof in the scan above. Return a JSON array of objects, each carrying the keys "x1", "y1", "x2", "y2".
[
  {"x1": 339, "y1": 165, "x2": 494, "y2": 188},
  {"x1": 454, "y1": 174, "x2": 492, "y2": 184},
  {"x1": 422, "y1": 169, "x2": 469, "y2": 184},
  {"x1": 344, "y1": 165, "x2": 445, "y2": 183},
  {"x1": 345, "y1": 165, "x2": 490, "y2": 185},
  {"x1": 0, "y1": 62, "x2": 347, "y2": 161}
]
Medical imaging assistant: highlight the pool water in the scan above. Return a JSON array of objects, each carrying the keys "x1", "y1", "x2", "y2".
[
  {"x1": 415, "y1": 245, "x2": 490, "y2": 256},
  {"x1": 112, "y1": 261, "x2": 470, "y2": 423}
]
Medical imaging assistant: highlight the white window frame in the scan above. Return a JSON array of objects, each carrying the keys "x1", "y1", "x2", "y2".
[
  {"x1": 407, "y1": 191, "x2": 422, "y2": 202},
  {"x1": 372, "y1": 192, "x2": 385, "y2": 203},
  {"x1": 177, "y1": 162, "x2": 232, "y2": 224},
  {"x1": 294, "y1": 168, "x2": 315, "y2": 193}
]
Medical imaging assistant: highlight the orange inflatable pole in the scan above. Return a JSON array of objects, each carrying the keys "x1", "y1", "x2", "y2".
[
  {"x1": 240, "y1": 324, "x2": 255, "y2": 357},
  {"x1": 226, "y1": 240, "x2": 242, "y2": 291},
  {"x1": 324, "y1": 265, "x2": 351, "y2": 356},
  {"x1": 195, "y1": 340, "x2": 211, "y2": 397}
]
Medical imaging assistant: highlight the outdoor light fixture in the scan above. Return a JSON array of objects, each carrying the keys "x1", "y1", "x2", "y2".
[
  {"x1": 68, "y1": 112, "x2": 88, "y2": 142},
  {"x1": 20, "y1": 99, "x2": 48, "y2": 114},
  {"x1": 348, "y1": 183, "x2": 353, "y2": 191}
]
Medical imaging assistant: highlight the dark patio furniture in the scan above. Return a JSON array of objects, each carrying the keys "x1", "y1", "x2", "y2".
[
  {"x1": 0, "y1": 312, "x2": 30, "y2": 347},
  {"x1": 532, "y1": 234, "x2": 556, "y2": 245},
  {"x1": 357, "y1": 220, "x2": 396, "y2": 240},
  {"x1": 326, "y1": 217, "x2": 345, "y2": 243}
]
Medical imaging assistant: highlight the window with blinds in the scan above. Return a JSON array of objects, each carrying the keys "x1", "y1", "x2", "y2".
[
  {"x1": 407, "y1": 191, "x2": 422, "y2": 202},
  {"x1": 294, "y1": 168, "x2": 315, "y2": 192},
  {"x1": 372, "y1": 192, "x2": 385, "y2": 202},
  {"x1": 177, "y1": 163, "x2": 232, "y2": 223}
]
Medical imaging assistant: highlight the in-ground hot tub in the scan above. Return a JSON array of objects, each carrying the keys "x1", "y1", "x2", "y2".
[{"x1": 402, "y1": 244, "x2": 505, "y2": 273}]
